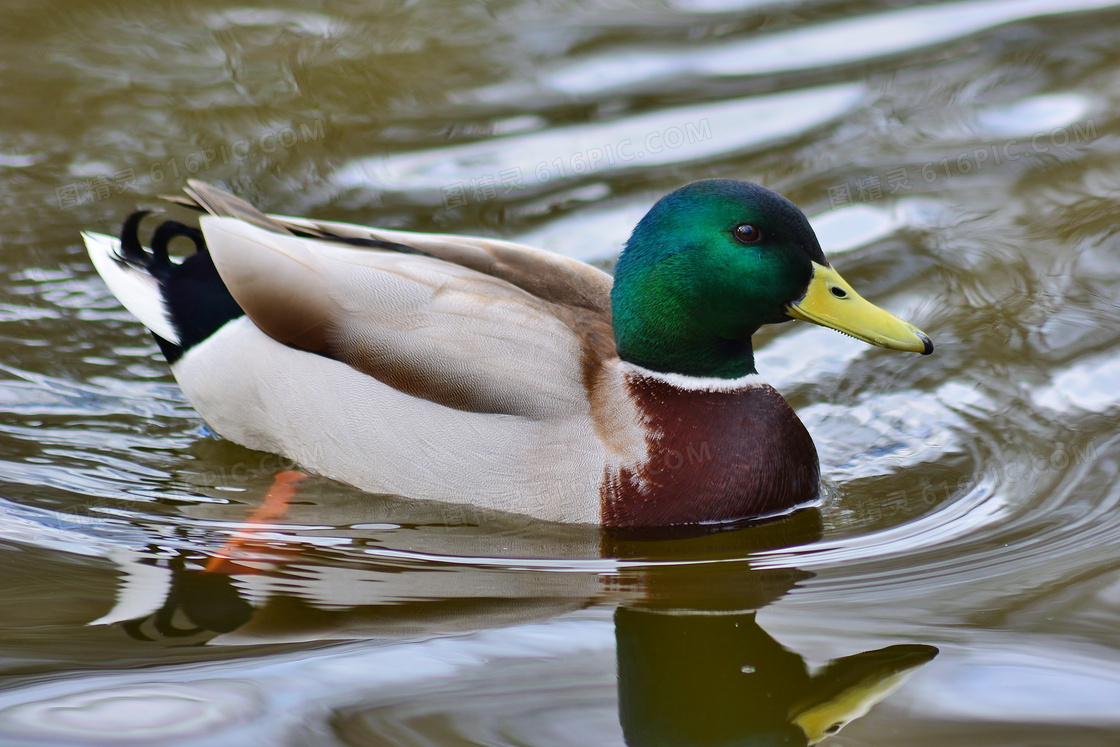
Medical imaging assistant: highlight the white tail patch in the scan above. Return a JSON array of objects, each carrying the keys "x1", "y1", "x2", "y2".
[{"x1": 82, "y1": 231, "x2": 179, "y2": 344}]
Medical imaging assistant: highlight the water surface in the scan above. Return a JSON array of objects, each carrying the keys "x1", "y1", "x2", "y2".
[{"x1": 3, "y1": 0, "x2": 1120, "y2": 744}]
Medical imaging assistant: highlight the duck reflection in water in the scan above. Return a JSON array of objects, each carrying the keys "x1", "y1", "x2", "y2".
[
  {"x1": 607, "y1": 514, "x2": 937, "y2": 746},
  {"x1": 90, "y1": 491, "x2": 936, "y2": 745},
  {"x1": 616, "y1": 609, "x2": 936, "y2": 746}
]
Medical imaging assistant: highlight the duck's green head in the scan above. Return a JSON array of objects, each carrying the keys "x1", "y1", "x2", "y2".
[{"x1": 611, "y1": 179, "x2": 932, "y2": 378}]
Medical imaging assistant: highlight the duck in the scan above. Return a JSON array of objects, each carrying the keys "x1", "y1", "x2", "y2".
[{"x1": 83, "y1": 178, "x2": 932, "y2": 527}]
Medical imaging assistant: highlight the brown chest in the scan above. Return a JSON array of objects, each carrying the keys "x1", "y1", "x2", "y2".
[{"x1": 600, "y1": 374, "x2": 819, "y2": 527}]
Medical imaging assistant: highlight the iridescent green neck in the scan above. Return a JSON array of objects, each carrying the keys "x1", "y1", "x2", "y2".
[{"x1": 611, "y1": 252, "x2": 759, "y2": 378}]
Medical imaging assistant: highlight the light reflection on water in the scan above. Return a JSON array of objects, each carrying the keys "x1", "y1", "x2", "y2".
[
  {"x1": 3, "y1": 0, "x2": 1120, "y2": 743},
  {"x1": 333, "y1": 83, "x2": 867, "y2": 200}
]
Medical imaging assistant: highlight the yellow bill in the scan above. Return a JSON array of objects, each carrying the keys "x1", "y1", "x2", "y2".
[
  {"x1": 786, "y1": 262, "x2": 933, "y2": 355},
  {"x1": 790, "y1": 644, "x2": 938, "y2": 744}
]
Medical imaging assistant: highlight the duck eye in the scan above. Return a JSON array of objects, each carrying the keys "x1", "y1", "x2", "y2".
[{"x1": 732, "y1": 223, "x2": 763, "y2": 244}]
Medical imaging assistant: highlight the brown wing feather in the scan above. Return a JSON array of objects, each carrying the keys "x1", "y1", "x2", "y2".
[
  {"x1": 174, "y1": 181, "x2": 612, "y2": 317},
  {"x1": 269, "y1": 219, "x2": 620, "y2": 377},
  {"x1": 178, "y1": 182, "x2": 619, "y2": 418},
  {"x1": 271, "y1": 218, "x2": 613, "y2": 315},
  {"x1": 183, "y1": 181, "x2": 295, "y2": 235},
  {"x1": 200, "y1": 217, "x2": 615, "y2": 418}
]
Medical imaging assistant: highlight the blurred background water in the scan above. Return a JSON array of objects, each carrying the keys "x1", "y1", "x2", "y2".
[{"x1": 3, "y1": 0, "x2": 1120, "y2": 744}]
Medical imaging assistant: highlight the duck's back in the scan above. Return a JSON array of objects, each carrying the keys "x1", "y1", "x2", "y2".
[{"x1": 89, "y1": 182, "x2": 646, "y2": 523}]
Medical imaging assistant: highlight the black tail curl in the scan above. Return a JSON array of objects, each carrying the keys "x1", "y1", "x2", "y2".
[
  {"x1": 119, "y1": 211, "x2": 206, "y2": 275},
  {"x1": 119, "y1": 211, "x2": 244, "y2": 364}
]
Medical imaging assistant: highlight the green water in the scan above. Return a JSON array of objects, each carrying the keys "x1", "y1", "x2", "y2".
[{"x1": 3, "y1": 0, "x2": 1120, "y2": 744}]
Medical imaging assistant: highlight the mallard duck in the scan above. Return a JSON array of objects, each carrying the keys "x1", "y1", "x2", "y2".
[{"x1": 84, "y1": 179, "x2": 931, "y2": 527}]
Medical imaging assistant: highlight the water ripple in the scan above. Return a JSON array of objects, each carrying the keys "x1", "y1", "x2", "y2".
[{"x1": 332, "y1": 83, "x2": 865, "y2": 203}]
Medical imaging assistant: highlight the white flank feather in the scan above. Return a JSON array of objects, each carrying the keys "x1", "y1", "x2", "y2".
[{"x1": 82, "y1": 231, "x2": 179, "y2": 343}]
